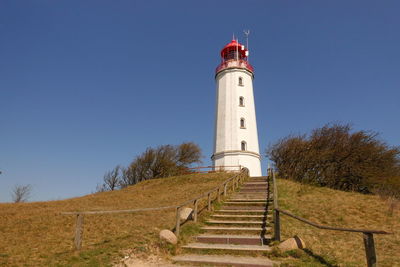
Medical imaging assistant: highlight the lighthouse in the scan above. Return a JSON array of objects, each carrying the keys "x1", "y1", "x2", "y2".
[{"x1": 211, "y1": 39, "x2": 262, "y2": 176}]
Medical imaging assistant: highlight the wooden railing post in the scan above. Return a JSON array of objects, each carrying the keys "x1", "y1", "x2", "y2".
[
  {"x1": 223, "y1": 183, "x2": 227, "y2": 196},
  {"x1": 274, "y1": 209, "x2": 281, "y2": 241},
  {"x1": 363, "y1": 233, "x2": 377, "y2": 267},
  {"x1": 208, "y1": 192, "x2": 212, "y2": 209},
  {"x1": 74, "y1": 213, "x2": 84, "y2": 250},
  {"x1": 217, "y1": 188, "x2": 221, "y2": 202},
  {"x1": 193, "y1": 200, "x2": 198, "y2": 222},
  {"x1": 175, "y1": 207, "x2": 181, "y2": 237},
  {"x1": 272, "y1": 170, "x2": 281, "y2": 242}
]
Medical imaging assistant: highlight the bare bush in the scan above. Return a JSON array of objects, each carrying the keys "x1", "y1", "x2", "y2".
[
  {"x1": 99, "y1": 142, "x2": 203, "y2": 191},
  {"x1": 267, "y1": 123, "x2": 400, "y2": 196},
  {"x1": 121, "y1": 142, "x2": 202, "y2": 187},
  {"x1": 12, "y1": 184, "x2": 32, "y2": 203},
  {"x1": 96, "y1": 165, "x2": 122, "y2": 192}
]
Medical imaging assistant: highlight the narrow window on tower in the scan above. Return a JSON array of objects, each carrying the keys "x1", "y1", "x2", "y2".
[
  {"x1": 241, "y1": 141, "x2": 247, "y2": 151},
  {"x1": 239, "y1": 96, "x2": 244, "y2": 107},
  {"x1": 240, "y1": 118, "x2": 246, "y2": 128},
  {"x1": 238, "y1": 77, "x2": 243, "y2": 86}
]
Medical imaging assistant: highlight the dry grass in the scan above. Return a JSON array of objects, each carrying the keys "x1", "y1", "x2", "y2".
[
  {"x1": 277, "y1": 178, "x2": 400, "y2": 267},
  {"x1": 0, "y1": 172, "x2": 233, "y2": 266}
]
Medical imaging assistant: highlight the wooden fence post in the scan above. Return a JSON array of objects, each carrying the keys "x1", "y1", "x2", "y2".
[
  {"x1": 74, "y1": 213, "x2": 84, "y2": 250},
  {"x1": 217, "y1": 188, "x2": 221, "y2": 202},
  {"x1": 175, "y1": 207, "x2": 181, "y2": 237},
  {"x1": 363, "y1": 233, "x2": 377, "y2": 267},
  {"x1": 274, "y1": 209, "x2": 281, "y2": 242},
  {"x1": 207, "y1": 193, "x2": 211, "y2": 211},
  {"x1": 193, "y1": 200, "x2": 198, "y2": 222},
  {"x1": 223, "y1": 183, "x2": 227, "y2": 196}
]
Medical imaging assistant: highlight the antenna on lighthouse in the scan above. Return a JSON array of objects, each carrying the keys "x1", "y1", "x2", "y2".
[
  {"x1": 236, "y1": 38, "x2": 239, "y2": 60},
  {"x1": 244, "y1": 30, "x2": 250, "y2": 61}
]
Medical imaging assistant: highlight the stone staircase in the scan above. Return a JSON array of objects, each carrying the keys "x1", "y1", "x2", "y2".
[{"x1": 172, "y1": 176, "x2": 277, "y2": 267}]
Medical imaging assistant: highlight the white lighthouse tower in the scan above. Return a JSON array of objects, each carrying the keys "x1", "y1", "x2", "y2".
[{"x1": 211, "y1": 39, "x2": 262, "y2": 176}]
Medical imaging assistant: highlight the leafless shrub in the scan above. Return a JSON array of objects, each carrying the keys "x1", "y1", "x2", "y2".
[
  {"x1": 267, "y1": 123, "x2": 400, "y2": 196},
  {"x1": 99, "y1": 142, "x2": 203, "y2": 191},
  {"x1": 121, "y1": 142, "x2": 202, "y2": 187},
  {"x1": 12, "y1": 184, "x2": 32, "y2": 203},
  {"x1": 96, "y1": 165, "x2": 122, "y2": 192}
]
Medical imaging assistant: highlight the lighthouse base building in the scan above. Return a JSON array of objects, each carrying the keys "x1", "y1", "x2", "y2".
[{"x1": 212, "y1": 39, "x2": 262, "y2": 176}]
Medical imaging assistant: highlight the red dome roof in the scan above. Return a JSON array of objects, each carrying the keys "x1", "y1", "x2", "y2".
[
  {"x1": 223, "y1": 39, "x2": 240, "y2": 49},
  {"x1": 220, "y1": 39, "x2": 248, "y2": 59}
]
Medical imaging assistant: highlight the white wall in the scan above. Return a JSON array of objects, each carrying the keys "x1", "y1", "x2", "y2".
[{"x1": 212, "y1": 67, "x2": 262, "y2": 176}]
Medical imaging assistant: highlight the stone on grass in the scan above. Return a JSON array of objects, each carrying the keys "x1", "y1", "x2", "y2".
[
  {"x1": 180, "y1": 207, "x2": 193, "y2": 221},
  {"x1": 278, "y1": 235, "x2": 306, "y2": 252},
  {"x1": 159, "y1": 229, "x2": 177, "y2": 244}
]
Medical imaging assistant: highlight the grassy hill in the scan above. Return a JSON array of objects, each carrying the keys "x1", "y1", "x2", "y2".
[
  {"x1": 0, "y1": 172, "x2": 232, "y2": 266},
  {"x1": 275, "y1": 178, "x2": 400, "y2": 267}
]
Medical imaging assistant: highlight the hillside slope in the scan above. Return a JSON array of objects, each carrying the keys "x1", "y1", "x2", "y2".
[
  {"x1": 0, "y1": 172, "x2": 232, "y2": 266},
  {"x1": 276, "y1": 178, "x2": 399, "y2": 267}
]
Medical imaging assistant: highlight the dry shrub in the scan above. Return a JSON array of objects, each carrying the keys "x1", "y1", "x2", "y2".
[{"x1": 267, "y1": 123, "x2": 400, "y2": 196}]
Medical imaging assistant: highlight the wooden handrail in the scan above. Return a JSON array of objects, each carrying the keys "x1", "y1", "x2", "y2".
[
  {"x1": 62, "y1": 169, "x2": 247, "y2": 250},
  {"x1": 62, "y1": 169, "x2": 244, "y2": 216},
  {"x1": 176, "y1": 170, "x2": 244, "y2": 209},
  {"x1": 275, "y1": 208, "x2": 391, "y2": 235},
  {"x1": 61, "y1": 205, "x2": 177, "y2": 215},
  {"x1": 270, "y1": 168, "x2": 391, "y2": 267}
]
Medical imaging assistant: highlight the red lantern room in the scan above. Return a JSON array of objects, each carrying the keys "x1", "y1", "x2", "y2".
[{"x1": 216, "y1": 39, "x2": 254, "y2": 75}]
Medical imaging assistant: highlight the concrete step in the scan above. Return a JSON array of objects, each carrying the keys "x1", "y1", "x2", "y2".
[
  {"x1": 237, "y1": 193, "x2": 268, "y2": 196},
  {"x1": 231, "y1": 196, "x2": 269, "y2": 200},
  {"x1": 228, "y1": 199, "x2": 270, "y2": 202},
  {"x1": 231, "y1": 195, "x2": 269, "y2": 198},
  {"x1": 221, "y1": 206, "x2": 270, "y2": 211},
  {"x1": 239, "y1": 189, "x2": 268, "y2": 192},
  {"x1": 241, "y1": 184, "x2": 268, "y2": 187},
  {"x1": 238, "y1": 191, "x2": 267, "y2": 194},
  {"x1": 196, "y1": 234, "x2": 271, "y2": 245},
  {"x1": 201, "y1": 226, "x2": 272, "y2": 232},
  {"x1": 206, "y1": 220, "x2": 266, "y2": 225},
  {"x1": 212, "y1": 214, "x2": 271, "y2": 219},
  {"x1": 238, "y1": 191, "x2": 268, "y2": 193},
  {"x1": 172, "y1": 254, "x2": 274, "y2": 267},
  {"x1": 239, "y1": 190, "x2": 268, "y2": 193},
  {"x1": 240, "y1": 194, "x2": 267, "y2": 196},
  {"x1": 241, "y1": 185, "x2": 268, "y2": 188},
  {"x1": 182, "y1": 242, "x2": 271, "y2": 252},
  {"x1": 218, "y1": 209, "x2": 268, "y2": 213},
  {"x1": 224, "y1": 201, "x2": 270, "y2": 205}
]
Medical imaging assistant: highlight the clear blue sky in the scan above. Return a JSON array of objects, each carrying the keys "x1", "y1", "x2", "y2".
[{"x1": 1, "y1": 1, "x2": 399, "y2": 202}]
